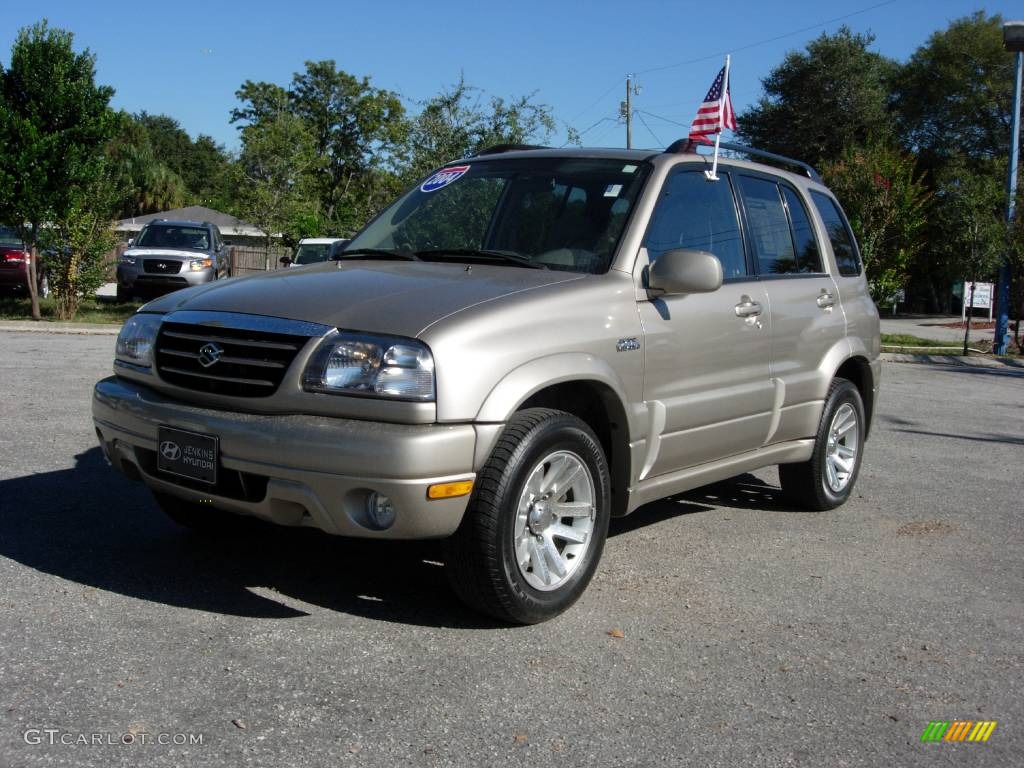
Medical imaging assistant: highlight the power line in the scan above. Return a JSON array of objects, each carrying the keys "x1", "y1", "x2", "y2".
[
  {"x1": 634, "y1": 0, "x2": 899, "y2": 76},
  {"x1": 635, "y1": 112, "x2": 664, "y2": 148}
]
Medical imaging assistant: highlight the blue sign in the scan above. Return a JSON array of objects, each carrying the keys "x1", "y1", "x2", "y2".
[{"x1": 420, "y1": 165, "x2": 471, "y2": 193}]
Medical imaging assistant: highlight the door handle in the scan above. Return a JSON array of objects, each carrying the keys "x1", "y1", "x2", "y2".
[
  {"x1": 816, "y1": 291, "x2": 836, "y2": 309},
  {"x1": 734, "y1": 297, "x2": 763, "y2": 318}
]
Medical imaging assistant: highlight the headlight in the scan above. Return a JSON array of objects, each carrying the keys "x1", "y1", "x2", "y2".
[
  {"x1": 303, "y1": 332, "x2": 435, "y2": 401},
  {"x1": 115, "y1": 313, "x2": 162, "y2": 368},
  {"x1": 189, "y1": 258, "x2": 213, "y2": 271},
  {"x1": 120, "y1": 254, "x2": 137, "y2": 265}
]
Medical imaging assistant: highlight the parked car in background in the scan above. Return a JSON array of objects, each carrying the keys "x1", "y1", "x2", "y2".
[
  {"x1": 279, "y1": 237, "x2": 350, "y2": 268},
  {"x1": 94, "y1": 142, "x2": 880, "y2": 624},
  {"x1": 116, "y1": 219, "x2": 228, "y2": 302},
  {"x1": 0, "y1": 226, "x2": 49, "y2": 298}
]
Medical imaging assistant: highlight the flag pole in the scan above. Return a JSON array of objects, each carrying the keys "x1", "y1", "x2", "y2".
[{"x1": 705, "y1": 54, "x2": 730, "y2": 182}]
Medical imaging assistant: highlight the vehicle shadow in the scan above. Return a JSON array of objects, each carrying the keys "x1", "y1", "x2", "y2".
[
  {"x1": 1, "y1": 452, "x2": 801, "y2": 628},
  {"x1": 0, "y1": 447, "x2": 499, "y2": 629},
  {"x1": 610, "y1": 472, "x2": 805, "y2": 537}
]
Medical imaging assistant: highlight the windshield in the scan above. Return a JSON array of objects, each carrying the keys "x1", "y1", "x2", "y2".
[
  {"x1": 137, "y1": 225, "x2": 210, "y2": 250},
  {"x1": 294, "y1": 243, "x2": 333, "y2": 264},
  {"x1": 346, "y1": 157, "x2": 651, "y2": 273}
]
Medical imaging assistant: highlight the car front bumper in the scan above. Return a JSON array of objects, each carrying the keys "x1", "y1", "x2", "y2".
[
  {"x1": 117, "y1": 264, "x2": 214, "y2": 292},
  {"x1": 92, "y1": 376, "x2": 479, "y2": 539}
]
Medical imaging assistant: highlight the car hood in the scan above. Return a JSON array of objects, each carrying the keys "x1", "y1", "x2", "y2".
[
  {"x1": 139, "y1": 260, "x2": 585, "y2": 337},
  {"x1": 124, "y1": 247, "x2": 205, "y2": 260}
]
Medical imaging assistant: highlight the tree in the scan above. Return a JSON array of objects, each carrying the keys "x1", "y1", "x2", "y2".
[
  {"x1": 232, "y1": 61, "x2": 406, "y2": 233},
  {"x1": 0, "y1": 20, "x2": 115, "y2": 319},
  {"x1": 42, "y1": 163, "x2": 121, "y2": 319},
  {"x1": 404, "y1": 77, "x2": 556, "y2": 179},
  {"x1": 932, "y1": 159, "x2": 1006, "y2": 352},
  {"x1": 235, "y1": 109, "x2": 319, "y2": 259},
  {"x1": 892, "y1": 12, "x2": 1017, "y2": 173},
  {"x1": 821, "y1": 143, "x2": 931, "y2": 304},
  {"x1": 736, "y1": 27, "x2": 897, "y2": 167}
]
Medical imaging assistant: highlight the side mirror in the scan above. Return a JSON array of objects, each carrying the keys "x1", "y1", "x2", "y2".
[
  {"x1": 279, "y1": 255, "x2": 293, "y2": 267},
  {"x1": 127, "y1": 238, "x2": 134, "y2": 247},
  {"x1": 648, "y1": 249, "x2": 723, "y2": 295}
]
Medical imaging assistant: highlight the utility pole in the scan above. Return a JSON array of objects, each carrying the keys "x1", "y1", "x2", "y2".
[
  {"x1": 995, "y1": 21, "x2": 1023, "y2": 354},
  {"x1": 621, "y1": 75, "x2": 640, "y2": 149}
]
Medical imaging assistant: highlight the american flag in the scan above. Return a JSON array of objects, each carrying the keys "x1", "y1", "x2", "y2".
[{"x1": 689, "y1": 65, "x2": 736, "y2": 142}]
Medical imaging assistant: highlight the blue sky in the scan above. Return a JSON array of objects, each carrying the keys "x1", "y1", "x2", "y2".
[{"x1": 0, "y1": 1, "x2": 1015, "y2": 152}]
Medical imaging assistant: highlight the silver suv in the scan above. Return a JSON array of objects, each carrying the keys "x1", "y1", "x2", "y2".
[
  {"x1": 116, "y1": 219, "x2": 229, "y2": 301},
  {"x1": 93, "y1": 143, "x2": 880, "y2": 624}
]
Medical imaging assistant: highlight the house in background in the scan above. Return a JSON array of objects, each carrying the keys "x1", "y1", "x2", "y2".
[{"x1": 115, "y1": 206, "x2": 279, "y2": 247}]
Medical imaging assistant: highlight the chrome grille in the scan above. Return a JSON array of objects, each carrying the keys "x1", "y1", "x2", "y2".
[
  {"x1": 144, "y1": 259, "x2": 184, "y2": 274},
  {"x1": 154, "y1": 320, "x2": 312, "y2": 398}
]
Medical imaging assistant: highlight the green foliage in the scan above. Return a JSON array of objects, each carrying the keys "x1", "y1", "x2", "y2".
[
  {"x1": 233, "y1": 61, "x2": 406, "y2": 233},
  {"x1": 892, "y1": 12, "x2": 1016, "y2": 171},
  {"x1": 235, "y1": 109, "x2": 320, "y2": 251},
  {"x1": 404, "y1": 77, "x2": 556, "y2": 180},
  {"x1": 736, "y1": 27, "x2": 897, "y2": 167},
  {"x1": 933, "y1": 158, "x2": 1007, "y2": 285},
  {"x1": 821, "y1": 143, "x2": 931, "y2": 302},
  {"x1": 41, "y1": 162, "x2": 121, "y2": 320},
  {"x1": 0, "y1": 19, "x2": 116, "y2": 319}
]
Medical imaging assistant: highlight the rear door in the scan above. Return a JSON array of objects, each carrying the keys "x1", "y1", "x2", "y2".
[
  {"x1": 637, "y1": 167, "x2": 774, "y2": 477},
  {"x1": 734, "y1": 174, "x2": 846, "y2": 445}
]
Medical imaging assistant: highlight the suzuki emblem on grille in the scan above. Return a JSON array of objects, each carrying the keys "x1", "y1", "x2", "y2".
[
  {"x1": 197, "y1": 342, "x2": 224, "y2": 367},
  {"x1": 159, "y1": 441, "x2": 181, "y2": 460}
]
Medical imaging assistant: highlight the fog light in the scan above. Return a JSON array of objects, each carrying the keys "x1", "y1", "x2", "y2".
[{"x1": 366, "y1": 492, "x2": 396, "y2": 529}]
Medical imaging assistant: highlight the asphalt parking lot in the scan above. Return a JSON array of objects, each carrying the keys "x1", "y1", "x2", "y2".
[{"x1": 1, "y1": 331, "x2": 1021, "y2": 767}]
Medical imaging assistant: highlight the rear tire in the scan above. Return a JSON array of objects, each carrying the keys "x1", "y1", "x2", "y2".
[
  {"x1": 779, "y1": 378, "x2": 865, "y2": 511},
  {"x1": 153, "y1": 491, "x2": 235, "y2": 533},
  {"x1": 443, "y1": 408, "x2": 611, "y2": 624}
]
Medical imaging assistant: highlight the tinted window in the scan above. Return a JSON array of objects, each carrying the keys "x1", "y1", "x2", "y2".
[
  {"x1": 737, "y1": 176, "x2": 798, "y2": 275},
  {"x1": 781, "y1": 187, "x2": 823, "y2": 273},
  {"x1": 811, "y1": 192, "x2": 861, "y2": 276},
  {"x1": 644, "y1": 170, "x2": 747, "y2": 278}
]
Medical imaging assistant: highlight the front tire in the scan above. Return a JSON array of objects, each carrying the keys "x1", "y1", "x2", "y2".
[
  {"x1": 443, "y1": 408, "x2": 611, "y2": 624},
  {"x1": 116, "y1": 284, "x2": 132, "y2": 303},
  {"x1": 779, "y1": 378, "x2": 866, "y2": 510}
]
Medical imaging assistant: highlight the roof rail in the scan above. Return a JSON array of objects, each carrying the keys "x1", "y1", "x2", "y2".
[
  {"x1": 664, "y1": 139, "x2": 822, "y2": 183},
  {"x1": 473, "y1": 143, "x2": 549, "y2": 156}
]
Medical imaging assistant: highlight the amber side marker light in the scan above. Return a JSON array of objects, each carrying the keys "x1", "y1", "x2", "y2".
[{"x1": 428, "y1": 480, "x2": 474, "y2": 499}]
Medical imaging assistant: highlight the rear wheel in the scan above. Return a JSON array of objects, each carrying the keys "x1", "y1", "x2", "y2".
[
  {"x1": 779, "y1": 378, "x2": 865, "y2": 510},
  {"x1": 153, "y1": 491, "x2": 235, "y2": 533},
  {"x1": 443, "y1": 408, "x2": 611, "y2": 624}
]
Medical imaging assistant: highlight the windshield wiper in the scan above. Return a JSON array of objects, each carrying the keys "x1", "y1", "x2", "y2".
[
  {"x1": 332, "y1": 248, "x2": 421, "y2": 261},
  {"x1": 415, "y1": 248, "x2": 546, "y2": 269}
]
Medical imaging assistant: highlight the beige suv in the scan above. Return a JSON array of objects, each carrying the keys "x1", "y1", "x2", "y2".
[{"x1": 93, "y1": 142, "x2": 880, "y2": 624}]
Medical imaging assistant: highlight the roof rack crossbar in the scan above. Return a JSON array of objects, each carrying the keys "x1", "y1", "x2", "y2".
[{"x1": 664, "y1": 139, "x2": 821, "y2": 183}]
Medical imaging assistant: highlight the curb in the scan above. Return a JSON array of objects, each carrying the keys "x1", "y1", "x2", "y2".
[
  {"x1": 0, "y1": 321, "x2": 121, "y2": 336},
  {"x1": 881, "y1": 352, "x2": 1023, "y2": 371}
]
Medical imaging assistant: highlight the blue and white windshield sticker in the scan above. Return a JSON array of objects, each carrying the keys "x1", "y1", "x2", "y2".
[{"x1": 421, "y1": 165, "x2": 471, "y2": 193}]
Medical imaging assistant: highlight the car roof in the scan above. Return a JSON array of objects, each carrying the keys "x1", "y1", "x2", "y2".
[{"x1": 298, "y1": 238, "x2": 345, "y2": 245}]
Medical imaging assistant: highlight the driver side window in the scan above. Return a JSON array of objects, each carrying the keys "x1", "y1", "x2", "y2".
[{"x1": 644, "y1": 170, "x2": 748, "y2": 279}]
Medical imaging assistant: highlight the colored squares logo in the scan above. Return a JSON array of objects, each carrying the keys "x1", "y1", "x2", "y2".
[{"x1": 920, "y1": 721, "x2": 997, "y2": 743}]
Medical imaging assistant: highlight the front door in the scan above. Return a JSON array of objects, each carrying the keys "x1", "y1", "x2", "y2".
[{"x1": 637, "y1": 168, "x2": 774, "y2": 478}]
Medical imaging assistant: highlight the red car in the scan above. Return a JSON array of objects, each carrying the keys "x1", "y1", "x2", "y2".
[{"x1": 0, "y1": 226, "x2": 49, "y2": 297}]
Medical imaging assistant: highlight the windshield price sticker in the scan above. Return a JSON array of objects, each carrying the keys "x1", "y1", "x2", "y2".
[{"x1": 421, "y1": 165, "x2": 471, "y2": 193}]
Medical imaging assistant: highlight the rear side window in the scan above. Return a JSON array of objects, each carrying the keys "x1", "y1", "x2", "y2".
[
  {"x1": 811, "y1": 192, "x2": 861, "y2": 276},
  {"x1": 644, "y1": 170, "x2": 747, "y2": 279},
  {"x1": 736, "y1": 176, "x2": 798, "y2": 276},
  {"x1": 780, "y1": 188, "x2": 823, "y2": 273}
]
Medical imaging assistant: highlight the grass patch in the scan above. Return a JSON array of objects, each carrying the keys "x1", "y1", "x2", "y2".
[
  {"x1": 0, "y1": 295, "x2": 140, "y2": 324},
  {"x1": 880, "y1": 333, "x2": 965, "y2": 349}
]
